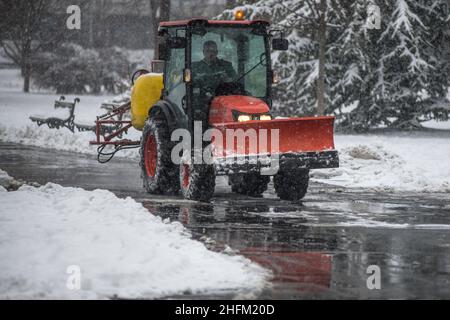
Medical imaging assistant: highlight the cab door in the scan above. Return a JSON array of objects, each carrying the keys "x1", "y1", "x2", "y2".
[{"x1": 163, "y1": 32, "x2": 188, "y2": 128}]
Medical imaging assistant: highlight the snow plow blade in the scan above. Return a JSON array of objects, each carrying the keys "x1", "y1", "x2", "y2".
[{"x1": 211, "y1": 116, "x2": 339, "y2": 174}]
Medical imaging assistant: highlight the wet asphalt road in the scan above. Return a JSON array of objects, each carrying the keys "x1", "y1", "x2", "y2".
[{"x1": 1, "y1": 141, "x2": 450, "y2": 299}]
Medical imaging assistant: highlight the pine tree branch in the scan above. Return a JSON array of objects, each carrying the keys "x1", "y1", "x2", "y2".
[
  {"x1": 277, "y1": 1, "x2": 318, "y2": 27},
  {"x1": 304, "y1": 0, "x2": 319, "y2": 20}
]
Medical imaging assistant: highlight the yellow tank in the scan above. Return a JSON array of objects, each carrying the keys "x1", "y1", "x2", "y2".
[{"x1": 131, "y1": 73, "x2": 164, "y2": 131}]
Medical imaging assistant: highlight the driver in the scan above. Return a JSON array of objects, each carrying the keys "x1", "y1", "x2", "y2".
[{"x1": 192, "y1": 41, "x2": 237, "y2": 91}]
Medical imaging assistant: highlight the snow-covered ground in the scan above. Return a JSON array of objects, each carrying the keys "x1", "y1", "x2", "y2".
[
  {"x1": 311, "y1": 134, "x2": 450, "y2": 193},
  {"x1": 0, "y1": 171, "x2": 269, "y2": 299},
  {"x1": 1, "y1": 68, "x2": 449, "y2": 193}
]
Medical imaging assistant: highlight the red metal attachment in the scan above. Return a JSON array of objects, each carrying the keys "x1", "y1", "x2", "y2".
[
  {"x1": 89, "y1": 102, "x2": 140, "y2": 147},
  {"x1": 89, "y1": 101, "x2": 140, "y2": 163}
]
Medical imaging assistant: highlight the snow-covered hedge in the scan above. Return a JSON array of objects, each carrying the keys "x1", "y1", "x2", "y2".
[{"x1": 32, "y1": 43, "x2": 132, "y2": 95}]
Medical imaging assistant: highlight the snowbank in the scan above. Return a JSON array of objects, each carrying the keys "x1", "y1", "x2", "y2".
[
  {"x1": 0, "y1": 169, "x2": 12, "y2": 185},
  {"x1": 312, "y1": 134, "x2": 450, "y2": 192},
  {"x1": 422, "y1": 119, "x2": 450, "y2": 130},
  {"x1": 0, "y1": 181, "x2": 269, "y2": 299},
  {"x1": 0, "y1": 169, "x2": 12, "y2": 192}
]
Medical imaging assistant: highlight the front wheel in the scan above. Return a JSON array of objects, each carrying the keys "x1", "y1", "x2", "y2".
[
  {"x1": 140, "y1": 117, "x2": 179, "y2": 194},
  {"x1": 274, "y1": 168, "x2": 310, "y2": 201},
  {"x1": 180, "y1": 161, "x2": 216, "y2": 202}
]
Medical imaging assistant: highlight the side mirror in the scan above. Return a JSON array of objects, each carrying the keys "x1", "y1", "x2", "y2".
[
  {"x1": 272, "y1": 38, "x2": 289, "y2": 51},
  {"x1": 168, "y1": 36, "x2": 186, "y2": 49},
  {"x1": 151, "y1": 60, "x2": 165, "y2": 73}
]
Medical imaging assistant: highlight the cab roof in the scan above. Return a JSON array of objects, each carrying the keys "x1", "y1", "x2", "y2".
[{"x1": 159, "y1": 19, "x2": 270, "y2": 28}]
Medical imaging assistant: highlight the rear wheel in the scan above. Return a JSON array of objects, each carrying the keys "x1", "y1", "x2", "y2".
[
  {"x1": 274, "y1": 168, "x2": 310, "y2": 201},
  {"x1": 140, "y1": 117, "x2": 179, "y2": 194},
  {"x1": 229, "y1": 172, "x2": 270, "y2": 197},
  {"x1": 180, "y1": 161, "x2": 216, "y2": 202}
]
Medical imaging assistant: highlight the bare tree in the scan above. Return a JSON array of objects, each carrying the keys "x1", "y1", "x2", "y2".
[
  {"x1": 0, "y1": 0, "x2": 48, "y2": 92},
  {"x1": 160, "y1": 0, "x2": 171, "y2": 22},
  {"x1": 0, "y1": 0, "x2": 86, "y2": 92},
  {"x1": 149, "y1": 0, "x2": 171, "y2": 59}
]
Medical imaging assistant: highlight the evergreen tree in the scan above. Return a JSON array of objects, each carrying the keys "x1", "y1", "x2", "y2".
[{"x1": 218, "y1": 0, "x2": 450, "y2": 130}]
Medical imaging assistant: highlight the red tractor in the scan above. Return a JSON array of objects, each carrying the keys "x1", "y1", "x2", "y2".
[{"x1": 91, "y1": 15, "x2": 339, "y2": 202}]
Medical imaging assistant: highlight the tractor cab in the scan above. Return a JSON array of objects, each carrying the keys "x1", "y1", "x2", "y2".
[{"x1": 157, "y1": 18, "x2": 288, "y2": 129}]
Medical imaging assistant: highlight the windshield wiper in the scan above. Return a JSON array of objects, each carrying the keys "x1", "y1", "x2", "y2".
[{"x1": 234, "y1": 53, "x2": 267, "y2": 83}]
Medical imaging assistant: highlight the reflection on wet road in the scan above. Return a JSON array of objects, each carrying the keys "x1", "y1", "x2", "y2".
[{"x1": 1, "y1": 142, "x2": 450, "y2": 299}]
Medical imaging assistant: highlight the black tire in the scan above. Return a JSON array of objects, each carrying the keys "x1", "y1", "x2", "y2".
[
  {"x1": 228, "y1": 172, "x2": 270, "y2": 197},
  {"x1": 180, "y1": 161, "x2": 216, "y2": 202},
  {"x1": 274, "y1": 168, "x2": 310, "y2": 201},
  {"x1": 140, "y1": 117, "x2": 179, "y2": 195}
]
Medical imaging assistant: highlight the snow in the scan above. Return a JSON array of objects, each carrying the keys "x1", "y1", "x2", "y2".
[
  {"x1": 0, "y1": 169, "x2": 12, "y2": 190},
  {"x1": 0, "y1": 179, "x2": 269, "y2": 299},
  {"x1": 0, "y1": 68, "x2": 140, "y2": 158},
  {"x1": 391, "y1": 0, "x2": 426, "y2": 36},
  {"x1": 422, "y1": 120, "x2": 450, "y2": 130},
  {"x1": 312, "y1": 134, "x2": 450, "y2": 192}
]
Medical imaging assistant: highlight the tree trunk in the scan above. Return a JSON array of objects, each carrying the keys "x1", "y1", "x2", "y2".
[
  {"x1": 316, "y1": 0, "x2": 327, "y2": 116},
  {"x1": 22, "y1": 43, "x2": 32, "y2": 93},
  {"x1": 23, "y1": 63, "x2": 31, "y2": 93},
  {"x1": 99, "y1": 0, "x2": 108, "y2": 48},
  {"x1": 151, "y1": 0, "x2": 171, "y2": 60},
  {"x1": 88, "y1": 3, "x2": 94, "y2": 47},
  {"x1": 160, "y1": 0, "x2": 171, "y2": 22},
  {"x1": 149, "y1": 0, "x2": 160, "y2": 59}
]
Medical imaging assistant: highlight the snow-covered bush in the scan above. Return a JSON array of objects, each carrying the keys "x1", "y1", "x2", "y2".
[{"x1": 32, "y1": 44, "x2": 132, "y2": 94}]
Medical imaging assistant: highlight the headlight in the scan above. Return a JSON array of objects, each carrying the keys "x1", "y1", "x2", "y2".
[
  {"x1": 259, "y1": 114, "x2": 272, "y2": 121},
  {"x1": 238, "y1": 115, "x2": 252, "y2": 122}
]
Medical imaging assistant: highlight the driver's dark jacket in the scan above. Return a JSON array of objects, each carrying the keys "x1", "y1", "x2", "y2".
[{"x1": 192, "y1": 58, "x2": 237, "y2": 91}]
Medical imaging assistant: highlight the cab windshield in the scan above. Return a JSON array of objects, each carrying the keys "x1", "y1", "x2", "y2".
[{"x1": 191, "y1": 26, "x2": 268, "y2": 98}]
